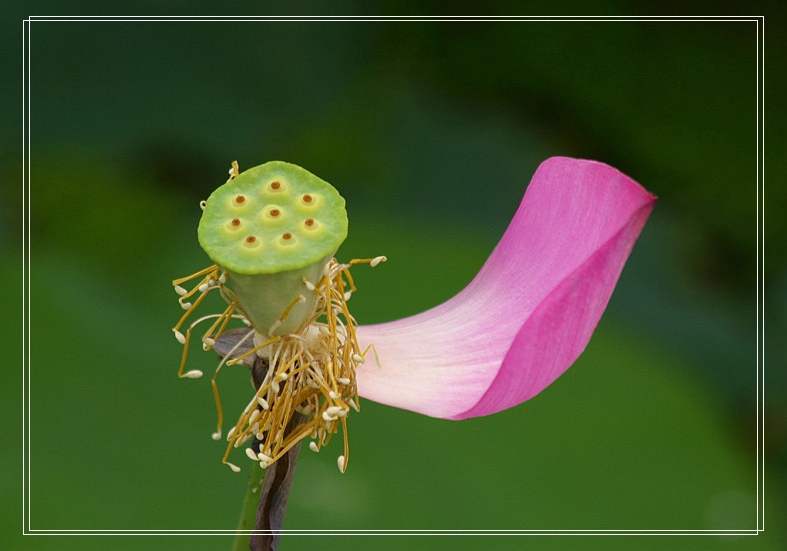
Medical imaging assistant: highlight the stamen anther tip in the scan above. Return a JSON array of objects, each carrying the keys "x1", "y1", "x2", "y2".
[{"x1": 181, "y1": 369, "x2": 203, "y2": 379}]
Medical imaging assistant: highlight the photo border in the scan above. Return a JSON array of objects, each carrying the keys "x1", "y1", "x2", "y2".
[{"x1": 21, "y1": 13, "x2": 766, "y2": 539}]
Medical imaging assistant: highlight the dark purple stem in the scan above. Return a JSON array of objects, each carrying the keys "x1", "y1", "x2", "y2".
[{"x1": 215, "y1": 329, "x2": 304, "y2": 551}]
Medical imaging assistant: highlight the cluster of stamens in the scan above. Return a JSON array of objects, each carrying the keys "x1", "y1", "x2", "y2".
[
  {"x1": 172, "y1": 265, "x2": 239, "y2": 380},
  {"x1": 171, "y1": 255, "x2": 386, "y2": 473}
]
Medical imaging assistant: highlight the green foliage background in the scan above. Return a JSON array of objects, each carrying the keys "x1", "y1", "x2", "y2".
[{"x1": 2, "y1": 2, "x2": 785, "y2": 550}]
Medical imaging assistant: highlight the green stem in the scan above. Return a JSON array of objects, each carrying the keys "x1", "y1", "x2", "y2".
[{"x1": 232, "y1": 464, "x2": 266, "y2": 551}]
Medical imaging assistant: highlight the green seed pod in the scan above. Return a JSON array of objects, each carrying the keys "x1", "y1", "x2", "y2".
[{"x1": 198, "y1": 161, "x2": 348, "y2": 335}]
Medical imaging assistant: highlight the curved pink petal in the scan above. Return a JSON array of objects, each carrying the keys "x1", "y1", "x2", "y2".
[{"x1": 356, "y1": 157, "x2": 656, "y2": 420}]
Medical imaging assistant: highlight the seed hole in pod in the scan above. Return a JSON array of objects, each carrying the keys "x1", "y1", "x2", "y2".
[
  {"x1": 304, "y1": 218, "x2": 314, "y2": 227},
  {"x1": 270, "y1": 181, "x2": 281, "y2": 190},
  {"x1": 303, "y1": 218, "x2": 319, "y2": 231},
  {"x1": 244, "y1": 235, "x2": 260, "y2": 248},
  {"x1": 302, "y1": 194, "x2": 313, "y2": 204},
  {"x1": 264, "y1": 206, "x2": 284, "y2": 222},
  {"x1": 227, "y1": 218, "x2": 242, "y2": 231},
  {"x1": 278, "y1": 232, "x2": 297, "y2": 247},
  {"x1": 234, "y1": 195, "x2": 246, "y2": 205}
]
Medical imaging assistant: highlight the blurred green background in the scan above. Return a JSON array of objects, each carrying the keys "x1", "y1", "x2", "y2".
[{"x1": 3, "y1": 2, "x2": 785, "y2": 550}]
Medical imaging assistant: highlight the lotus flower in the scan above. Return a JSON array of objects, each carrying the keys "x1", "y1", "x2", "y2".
[
  {"x1": 356, "y1": 156, "x2": 656, "y2": 420},
  {"x1": 174, "y1": 156, "x2": 655, "y2": 462},
  {"x1": 172, "y1": 156, "x2": 654, "y2": 550}
]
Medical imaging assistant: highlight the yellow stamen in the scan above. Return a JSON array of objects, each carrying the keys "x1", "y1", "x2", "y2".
[
  {"x1": 228, "y1": 160, "x2": 240, "y2": 180},
  {"x1": 210, "y1": 331, "x2": 255, "y2": 441},
  {"x1": 172, "y1": 264, "x2": 219, "y2": 287},
  {"x1": 226, "y1": 335, "x2": 280, "y2": 367}
]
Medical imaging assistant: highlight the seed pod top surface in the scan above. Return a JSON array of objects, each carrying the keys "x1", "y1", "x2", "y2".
[{"x1": 197, "y1": 161, "x2": 348, "y2": 275}]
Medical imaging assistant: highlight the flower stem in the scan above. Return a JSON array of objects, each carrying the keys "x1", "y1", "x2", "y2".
[
  {"x1": 226, "y1": 349, "x2": 305, "y2": 551},
  {"x1": 232, "y1": 463, "x2": 267, "y2": 551},
  {"x1": 248, "y1": 434, "x2": 303, "y2": 551}
]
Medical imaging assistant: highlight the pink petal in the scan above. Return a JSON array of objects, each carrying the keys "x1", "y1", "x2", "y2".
[{"x1": 356, "y1": 157, "x2": 656, "y2": 420}]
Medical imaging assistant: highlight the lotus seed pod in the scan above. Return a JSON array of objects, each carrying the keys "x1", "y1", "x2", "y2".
[{"x1": 198, "y1": 161, "x2": 348, "y2": 335}]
